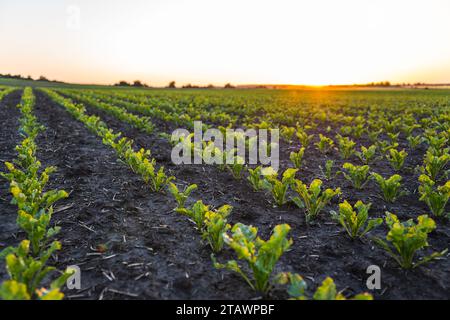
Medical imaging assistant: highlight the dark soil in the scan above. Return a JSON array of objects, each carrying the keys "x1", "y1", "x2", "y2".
[{"x1": 0, "y1": 89, "x2": 449, "y2": 300}]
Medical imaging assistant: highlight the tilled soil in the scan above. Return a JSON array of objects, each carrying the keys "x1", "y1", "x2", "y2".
[{"x1": 0, "y1": 89, "x2": 449, "y2": 300}]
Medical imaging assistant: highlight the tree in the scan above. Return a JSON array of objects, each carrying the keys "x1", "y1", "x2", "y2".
[
  {"x1": 167, "y1": 81, "x2": 176, "y2": 89},
  {"x1": 133, "y1": 80, "x2": 144, "y2": 87},
  {"x1": 38, "y1": 76, "x2": 49, "y2": 81},
  {"x1": 224, "y1": 83, "x2": 235, "y2": 89},
  {"x1": 115, "y1": 81, "x2": 130, "y2": 86}
]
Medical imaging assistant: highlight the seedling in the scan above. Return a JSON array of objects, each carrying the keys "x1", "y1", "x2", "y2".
[
  {"x1": 418, "y1": 175, "x2": 450, "y2": 218},
  {"x1": 289, "y1": 147, "x2": 305, "y2": 169},
  {"x1": 315, "y1": 134, "x2": 334, "y2": 154},
  {"x1": 213, "y1": 223, "x2": 292, "y2": 294},
  {"x1": 330, "y1": 200, "x2": 381, "y2": 239},
  {"x1": 292, "y1": 179, "x2": 341, "y2": 222},
  {"x1": 263, "y1": 168, "x2": 298, "y2": 207},
  {"x1": 356, "y1": 145, "x2": 379, "y2": 164},
  {"x1": 341, "y1": 163, "x2": 370, "y2": 189},
  {"x1": 336, "y1": 134, "x2": 356, "y2": 159},
  {"x1": 373, "y1": 213, "x2": 447, "y2": 269},
  {"x1": 202, "y1": 205, "x2": 233, "y2": 252},
  {"x1": 371, "y1": 173, "x2": 406, "y2": 203},
  {"x1": 168, "y1": 183, "x2": 198, "y2": 209},
  {"x1": 386, "y1": 149, "x2": 407, "y2": 171}
]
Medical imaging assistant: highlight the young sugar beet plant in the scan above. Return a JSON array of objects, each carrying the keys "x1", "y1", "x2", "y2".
[
  {"x1": 176, "y1": 200, "x2": 210, "y2": 230},
  {"x1": 377, "y1": 140, "x2": 398, "y2": 154},
  {"x1": 227, "y1": 155, "x2": 246, "y2": 179},
  {"x1": 0, "y1": 240, "x2": 72, "y2": 300},
  {"x1": 418, "y1": 175, "x2": 450, "y2": 219},
  {"x1": 421, "y1": 151, "x2": 449, "y2": 182},
  {"x1": 330, "y1": 200, "x2": 382, "y2": 239},
  {"x1": 169, "y1": 181, "x2": 233, "y2": 253},
  {"x1": 335, "y1": 134, "x2": 356, "y2": 159},
  {"x1": 371, "y1": 173, "x2": 407, "y2": 203},
  {"x1": 315, "y1": 134, "x2": 334, "y2": 154},
  {"x1": 289, "y1": 147, "x2": 305, "y2": 169},
  {"x1": 168, "y1": 183, "x2": 198, "y2": 209},
  {"x1": 202, "y1": 205, "x2": 233, "y2": 253},
  {"x1": 292, "y1": 179, "x2": 341, "y2": 223},
  {"x1": 280, "y1": 126, "x2": 296, "y2": 144},
  {"x1": 319, "y1": 159, "x2": 335, "y2": 181},
  {"x1": 373, "y1": 213, "x2": 448, "y2": 269},
  {"x1": 356, "y1": 145, "x2": 379, "y2": 165},
  {"x1": 407, "y1": 135, "x2": 424, "y2": 150},
  {"x1": 386, "y1": 148, "x2": 408, "y2": 171},
  {"x1": 247, "y1": 166, "x2": 265, "y2": 191},
  {"x1": 212, "y1": 223, "x2": 292, "y2": 295},
  {"x1": 3, "y1": 163, "x2": 68, "y2": 256},
  {"x1": 117, "y1": 143, "x2": 174, "y2": 192},
  {"x1": 367, "y1": 128, "x2": 383, "y2": 143},
  {"x1": 263, "y1": 168, "x2": 298, "y2": 207},
  {"x1": 296, "y1": 129, "x2": 314, "y2": 148},
  {"x1": 341, "y1": 163, "x2": 370, "y2": 189}
]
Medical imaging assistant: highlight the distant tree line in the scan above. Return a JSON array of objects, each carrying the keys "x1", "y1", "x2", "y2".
[
  {"x1": 0, "y1": 73, "x2": 33, "y2": 80},
  {"x1": 0, "y1": 73, "x2": 65, "y2": 83},
  {"x1": 180, "y1": 83, "x2": 237, "y2": 89},
  {"x1": 365, "y1": 81, "x2": 391, "y2": 87},
  {"x1": 114, "y1": 80, "x2": 237, "y2": 89},
  {"x1": 114, "y1": 80, "x2": 150, "y2": 87}
]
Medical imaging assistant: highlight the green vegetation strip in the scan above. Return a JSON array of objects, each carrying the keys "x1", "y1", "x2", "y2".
[
  {"x1": 0, "y1": 88, "x2": 71, "y2": 300},
  {"x1": 0, "y1": 87, "x2": 17, "y2": 101}
]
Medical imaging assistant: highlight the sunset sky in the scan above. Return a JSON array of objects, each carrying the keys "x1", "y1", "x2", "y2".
[{"x1": 1, "y1": 0, "x2": 450, "y2": 86}]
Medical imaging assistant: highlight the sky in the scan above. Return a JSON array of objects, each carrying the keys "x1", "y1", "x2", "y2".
[{"x1": 1, "y1": 0, "x2": 450, "y2": 86}]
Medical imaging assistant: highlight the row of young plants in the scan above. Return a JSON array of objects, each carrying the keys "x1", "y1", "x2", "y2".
[
  {"x1": 61, "y1": 89, "x2": 200, "y2": 128},
  {"x1": 42, "y1": 88, "x2": 373, "y2": 300},
  {"x1": 41, "y1": 89, "x2": 172, "y2": 192},
  {"x1": 0, "y1": 87, "x2": 17, "y2": 101},
  {"x1": 56, "y1": 89, "x2": 155, "y2": 134},
  {"x1": 89, "y1": 89, "x2": 243, "y2": 127},
  {"x1": 0, "y1": 88, "x2": 72, "y2": 300}
]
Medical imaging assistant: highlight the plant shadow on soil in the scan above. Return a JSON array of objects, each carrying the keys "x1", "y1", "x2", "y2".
[{"x1": 0, "y1": 89, "x2": 448, "y2": 300}]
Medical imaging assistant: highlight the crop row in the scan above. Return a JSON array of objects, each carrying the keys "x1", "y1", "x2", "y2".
[
  {"x1": 0, "y1": 88, "x2": 72, "y2": 300},
  {"x1": 0, "y1": 87, "x2": 17, "y2": 101}
]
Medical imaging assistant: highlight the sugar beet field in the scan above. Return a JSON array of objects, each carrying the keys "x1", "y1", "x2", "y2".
[{"x1": 0, "y1": 85, "x2": 449, "y2": 300}]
